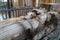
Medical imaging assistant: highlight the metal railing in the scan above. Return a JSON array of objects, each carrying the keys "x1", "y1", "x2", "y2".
[{"x1": 0, "y1": 6, "x2": 36, "y2": 20}]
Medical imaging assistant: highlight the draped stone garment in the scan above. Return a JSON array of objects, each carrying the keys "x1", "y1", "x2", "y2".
[
  {"x1": 37, "y1": 13, "x2": 47, "y2": 24},
  {"x1": 33, "y1": 13, "x2": 59, "y2": 40},
  {"x1": 18, "y1": 19, "x2": 39, "y2": 30},
  {"x1": 33, "y1": 25, "x2": 55, "y2": 40},
  {"x1": 0, "y1": 22, "x2": 26, "y2": 40},
  {"x1": 0, "y1": 18, "x2": 40, "y2": 40},
  {"x1": 0, "y1": 18, "x2": 26, "y2": 40}
]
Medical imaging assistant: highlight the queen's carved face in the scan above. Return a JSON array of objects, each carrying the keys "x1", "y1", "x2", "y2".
[{"x1": 31, "y1": 12, "x2": 36, "y2": 17}]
